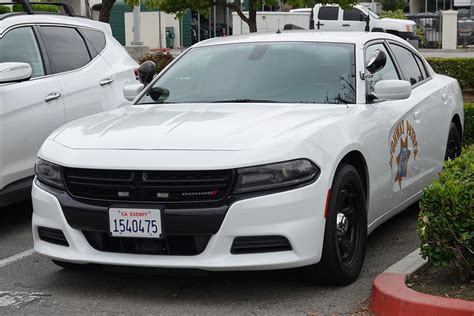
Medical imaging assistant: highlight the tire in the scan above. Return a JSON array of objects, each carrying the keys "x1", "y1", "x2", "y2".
[
  {"x1": 51, "y1": 259, "x2": 102, "y2": 271},
  {"x1": 444, "y1": 122, "x2": 462, "y2": 161},
  {"x1": 305, "y1": 164, "x2": 367, "y2": 285}
]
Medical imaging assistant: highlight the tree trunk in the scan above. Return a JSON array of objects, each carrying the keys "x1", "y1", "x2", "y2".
[
  {"x1": 216, "y1": 0, "x2": 258, "y2": 33},
  {"x1": 99, "y1": 0, "x2": 116, "y2": 23},
  {"x1": 248, "y1": 0, "x2": 257, "y2": 33}
]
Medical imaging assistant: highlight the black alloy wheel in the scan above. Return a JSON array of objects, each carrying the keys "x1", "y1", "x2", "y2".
[{"x1": 305, "y1": 164, "x2": 367, "y2": 285}]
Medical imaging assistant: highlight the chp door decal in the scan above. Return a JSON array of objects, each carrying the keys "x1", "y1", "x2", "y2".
[{"x1": 389, "y1": 119, "x2": 419, "y2": 189}]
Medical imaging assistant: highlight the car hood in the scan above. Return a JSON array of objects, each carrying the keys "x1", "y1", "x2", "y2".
[
  {"x1": 380, "y1": 18, "x2": 416, "y2": 26},
  {"x1": 53, "y1": 103, "x2": 347, "y2": 151}
]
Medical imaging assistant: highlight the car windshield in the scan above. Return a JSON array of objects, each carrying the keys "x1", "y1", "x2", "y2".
[
  {"x1": 137, "y1": 41, "x2": 356, "y2": 105},
  {"x1": 366, "y1": 8, "x2": 379, "y2": 19}
]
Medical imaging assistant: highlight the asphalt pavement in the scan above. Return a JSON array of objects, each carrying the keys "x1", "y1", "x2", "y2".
[{"x1": 0, "y1": 200, "x2": 420, "y2": 315}]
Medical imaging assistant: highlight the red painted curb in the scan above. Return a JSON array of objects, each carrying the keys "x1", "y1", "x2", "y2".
[{"x1": 370, "y1": 272, "x2": 474, "y2": 316}]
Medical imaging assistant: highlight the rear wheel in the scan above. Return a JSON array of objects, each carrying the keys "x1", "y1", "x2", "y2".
[
  {"x1": 51, "y1": 259, "x2": 102, "y2": 271},
  {"x1": 305, "y1": 164, "x2": 367, "y2": 285},
  {"x1": 444, "y1": 122, "x2": 462, "y2": 160}
]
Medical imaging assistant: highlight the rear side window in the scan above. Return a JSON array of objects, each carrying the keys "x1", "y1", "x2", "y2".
[
  {"x1": 318, "y1": 7, "x2": 339, "y2": 20},
  {"x1": 0, "y1": 27, "x2": 45, "y2": 77},
  {"x1": 343, "y1": 8, "x2": 366, "y2": 21},
  {"x1": 39, "y1": 26, "x2": 91, "y2": 73},
  {"x1": 81, "y1": 28, "x2": 106, "y2": 58},
  {"x1": 389, "y1": 44, "x2": 424, "y2": 85}
]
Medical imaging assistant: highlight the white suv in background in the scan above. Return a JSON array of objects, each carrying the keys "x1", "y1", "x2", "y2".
[{"x1": 0, "y1": 7, "x2": 138, "y2": 206}]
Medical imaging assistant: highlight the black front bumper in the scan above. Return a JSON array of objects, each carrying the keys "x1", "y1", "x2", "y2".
[{"x1": 36, "y1": 180, "x2": 228, "y2": 255}]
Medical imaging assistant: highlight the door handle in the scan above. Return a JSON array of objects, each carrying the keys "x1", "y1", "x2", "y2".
[
  {"x1": 342, "y1": 24, "x2": 350, "y2": 27},
  {"x1": 413, "y1": 111, "x2": 421, "y2": 120},
  {"x1": 44, "y1": 92, "x2": 61, "y2": 102},
  {"x1": 100, "y1": 78, "x2": 114, "y2": 86}
]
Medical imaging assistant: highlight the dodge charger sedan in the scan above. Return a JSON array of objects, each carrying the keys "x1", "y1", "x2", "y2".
[{"x1": 32, "y1": 31, "x2": 463, "y2": 285}]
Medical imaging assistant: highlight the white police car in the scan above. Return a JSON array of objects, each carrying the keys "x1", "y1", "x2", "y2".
[{"x1": 32, "y1": 31, "x2": 463, "y2": 285}]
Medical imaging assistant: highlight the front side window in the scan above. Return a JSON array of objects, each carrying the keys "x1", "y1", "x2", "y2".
[
  {"x1": 318, "y1": 7, "x2": 339, "y2": 20},
  {"x1": 39, "y1": 26, "x2": 91, "y2": 73},
  {"x1": 0, "y1": 27, "x2": 45, "y2": 78},
  {"x1": 138, "y1": 42, "x2": 357, "y2": 105},
  {"x1": 343, "y1": 8, "x2": 367, "y2": 21},
  {"x1": 414, "y1": 54, "x2": 429, "y2": 79},
  {"x1": 389, "y1": 44, "x2": 424, "y2": 86},
  {"x1": 365, "y1": 43, "x2": 399, "y2": 92}
]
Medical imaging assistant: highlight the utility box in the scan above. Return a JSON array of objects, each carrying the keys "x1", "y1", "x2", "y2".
[{"x1": 166, "y1": 27, "x2": 175, "y2": 49}]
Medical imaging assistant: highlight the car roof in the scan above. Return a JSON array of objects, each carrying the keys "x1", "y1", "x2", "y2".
[
  {"x1": 192, "y1": 31, "x2": 407, "y2": 48},
  {"x1": 0, "y1": 14, "x2": 111, "y2": 34}
]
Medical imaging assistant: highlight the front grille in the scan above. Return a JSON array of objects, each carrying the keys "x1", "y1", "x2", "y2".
[
  {"x1": 63, "y1": 168, "x2": 235, "y2": 203},
  {"x1": 83, "y1": 231, "x2": 211, "y2": 255},
  {"x1": 231, "y1": 236, "x2": 292, "y2": 254},
  {"x1": 38, "y1": 227, "x2": 69, "y2": 247}
]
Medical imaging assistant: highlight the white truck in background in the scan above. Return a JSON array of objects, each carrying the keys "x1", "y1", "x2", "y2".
[{"x1": 232, "y1": 4, "x2": 417, "y2": 42}]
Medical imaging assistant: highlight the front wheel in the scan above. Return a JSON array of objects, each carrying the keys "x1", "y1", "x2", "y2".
[{"x1": 305, "y1": 164, "x2": 367, "y2": 285}]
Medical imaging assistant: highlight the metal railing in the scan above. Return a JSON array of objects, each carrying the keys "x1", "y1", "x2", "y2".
[{"x1": 407, "y1": 13, "x2": 442, "y2": 48}]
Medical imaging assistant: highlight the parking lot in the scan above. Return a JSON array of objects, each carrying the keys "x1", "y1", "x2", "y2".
[{"x1": 0, "y1": 200, "x2": 420, "y2": 314}]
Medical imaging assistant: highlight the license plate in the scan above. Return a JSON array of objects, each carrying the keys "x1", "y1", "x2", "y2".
[{"x1": 109, "y1": 208, "x2": 161, "y2": 238}]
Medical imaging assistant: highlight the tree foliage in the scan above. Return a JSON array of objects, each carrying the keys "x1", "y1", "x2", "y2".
[{"x1": 380, "y1": 0, "x2": 406, "y2": 11}]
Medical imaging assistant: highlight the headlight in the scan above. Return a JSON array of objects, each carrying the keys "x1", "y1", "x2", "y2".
[
  {"x1": 406, "y1": 24, "x2": 414, "y2": 33},
  {"x1": 35, "y1": 159, "x2": 64, "y2": 189},
  {"x1": 233, "y1": 159, "x2": 320, "y2": 194}
]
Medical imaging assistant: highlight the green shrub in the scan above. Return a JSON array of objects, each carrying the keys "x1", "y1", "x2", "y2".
[
  {"x1": 380, "y1": 9, "x2": 406, "y2": 19},
  {"x1": 138, "y1": 52, "x2": 174, "y2": 74},
  {"x1": 427, "y1": 58, "x2": 474, "y2": 91},
  {"x1": 418, "y1": 145, "x2": 474, "y2": 280},
  {"x1": 12, "y1": 4, "x2": 59, "y2": 13},
  {"x1": 0, "y1": 5, "x2": 11, "y2": 14},
  {"x1": 381, "y1": 0, "x2": 406, "y2": 11},
  {"x1": 465, "y1": 103, "x2": 474, "y2": 146}
]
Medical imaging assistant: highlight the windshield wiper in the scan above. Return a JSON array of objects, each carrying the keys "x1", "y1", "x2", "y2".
[
  {"x1": 137, "y1": 101, "x2": 176, "y2": 105},
  {"x1": 211, "y1": 99, "x2": 282, "y2": 103}
]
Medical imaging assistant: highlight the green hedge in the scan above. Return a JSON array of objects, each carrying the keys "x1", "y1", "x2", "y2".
[
  {"x1": 12, "y1": 4, "x2": 59, "y2": 13},
  {"x1": 465, "y1": 103, "x2": 474, "y2": 146},
  {"x1": 426, "y1": 58, "x2": 474, "y2": 91},
  {"x1": 418, "y1": 145, "x2": 474, "y2": 280},
  {"x1": 0, "y1": 5, "x2": 11, "y2": 14}
]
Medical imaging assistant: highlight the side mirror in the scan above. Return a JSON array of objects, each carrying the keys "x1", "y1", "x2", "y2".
[
  {"x1": 136, "y1": 61, "x2": 156, "y2": 86},
  {"x1": 0, "y1": 62, "x2": 32, "y2": 83},
  {"x1": 123, "y1": 83, "x2": 144, "y2": 101},
  {"x1": 366, "y1": 49, "x2": 387, "y2": 74},
  {"x1": 373, "y1": 80, "x2": 411, "y2": 101}
]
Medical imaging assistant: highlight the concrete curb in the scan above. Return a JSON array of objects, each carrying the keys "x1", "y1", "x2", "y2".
[{"x1": 369, "y1": 248, "x2": 474, "y2": 316}]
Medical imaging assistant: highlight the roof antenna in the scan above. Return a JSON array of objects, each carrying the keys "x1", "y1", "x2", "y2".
[{"x1": 276, "y1": 18, "x2": 281, "y2": 33}]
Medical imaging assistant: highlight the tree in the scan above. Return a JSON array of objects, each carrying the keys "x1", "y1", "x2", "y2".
[{"x1": 98, "y1": 0, "x2": 115, "y2": 22}]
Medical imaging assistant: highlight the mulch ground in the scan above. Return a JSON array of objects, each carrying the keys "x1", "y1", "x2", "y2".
[
  {"x1": 464, "y1": 90, "x2": 474, "y2": 103},
  {"x1": 407, "y1": 264, "x2": 474, "y2": 301}
]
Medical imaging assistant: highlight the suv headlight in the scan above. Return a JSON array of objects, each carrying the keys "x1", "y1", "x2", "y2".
[
  {"x1": 35, "y1": 159, "x2": 64, "y2": 189},
  {"x1": 233, "y1": 159, "x2": 320, "y2": 194}
]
